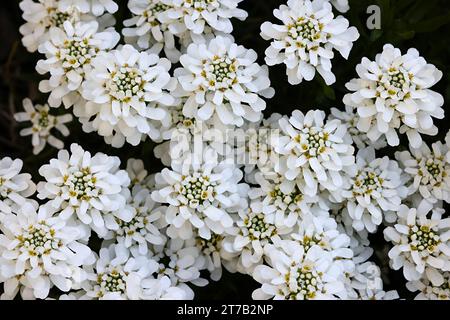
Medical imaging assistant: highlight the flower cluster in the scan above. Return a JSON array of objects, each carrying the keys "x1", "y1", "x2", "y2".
[{"x1": 5, "y1": 0, "x2": 450, "y2": 301}]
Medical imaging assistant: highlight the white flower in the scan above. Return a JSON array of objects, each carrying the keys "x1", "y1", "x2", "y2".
[
  {"x1": 141, "y1": 275, "x2": 190, "y2": 299},
  {"x1": 338, "y1": 147, "x2": 408, "y2": 233},
  {"x1": 174, "y1": 35, "x2": 274, "y2": 126},
  {"x1": 126, "y1": 158, "x2": 153, "y2": 188},
  {"x1": 222, "y1": 205, "x2": 291, "y2": 274},
  {"x1": 0, "y1": 203, "x2": 94, "y2": 299},
  {"x1": 80, "y1": 243, "x2": 157, "y2": 299},
  {"x1": 273, "y1": 109, "x2": 355, "y2": 196},
  {"x1": 105, "y1": 185, "x2": 166, "y2": 254},
  {"x1": 37, "y1": 143, "x2": 130, "y2": 236},
  {"x1": 0, "y1": 157, "x2": 36, "y2": 215},
  {"x1": 260, "y1": 0, "x2": 359, "y2": 85},
  {"x1": 329, "y1": 106, "x2": 387, "y2": 150},
  {"x1": 407, "y1": 271, "x2": 450, "y2": 300},
  {"x1": 383, "y1": 202, "x2": 450, "y2": 281},
  {"x1": 123, "y1": 0, "x2": 181, "y2": 62},
  {"x1": 330, "y1": 202, "x2": 370, "y2": 248},
  {"x1": 249, "y1": 172, "x2": 317, "y2": 228},
  {"x1": 36, "y1": 21, "x2": 119, "y2": 109},
  {"x1": 152, "y1": 148, "x2": 248, "y2": 240},
  {"x1": 80, "y1": 44, "x2": 174, "y2": 147},
  {"x1": 252, "y1": 241, "x2": 347, "y2": 300},
  {"x1": 346, "y1": 260, "x2": 399, "y2": 300},
  {"x1": 235, "y1": 113, "x2": 282, "y2": 177},
  {"x1": 19, "y1": 0, "x2": 95, "y2": 52},
  {"x1": 195, "y1": 233, "x2": 226, "y2": 281},
  {"x1": 155, "y1": 110, "x2": 234, "y2": 167},
  {"x1": 152, "y1": 238, "x2": 208, "y2": 298},
  {"x1": 14, "y1": 99, "x2": 73, "y2": 155},
  {"x1": 343, "y1": 44, "x2": 444, "y2": 148},
  {"x1": 58, "y1": 0, "x2": 119, "y2": 16},
  {"x1": 396, "y1": 141, "x2": 450, "y2": 204},
  {"x1": 291, "y1": 215, "x2": 354, "y2": 261},
  {"x1": 163, "y1": 0, "x2": 247, "y2": 35}
]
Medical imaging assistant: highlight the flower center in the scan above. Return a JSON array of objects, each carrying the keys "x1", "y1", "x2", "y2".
[
  {"x1": 97, "y1": 268, "x2": 128, "y2": 295},
  {"x1": 65, "y1": 167, "x2": 96, "y2": 200},
  {"x1": 409, "y1": 225, "x2": 440, "y2": 252},
  {"x1": 352, "y1": 170, "x2": 383, "y2": 196},
  {"x1": 185, "y1": 0, "x2": 217, "y2": 11},
  {"x1": 36, "y1": 110, "x2": 51, "y2": 129},
  {"x1": 297, "y1": 127, "x2": 329, "y2": 157},
  {"x1": 300, "y1": 234, "x2": 324, "y2": 252},
  {"x1": 180, "y1": 174, "x2": 216, "y2": 208},
  {"x1": 270, "y1": 184, "x2": 303, "y2": 206},
  {"x1": 50, "y1": 10, "x2": 71, "y2": 28},
  {"x1": 287, "y1": 265, "x2": 322, "y2": 300},
  {"x1": 17, "y1": 223, "x2": 60, "y2": 258},
  {"x1": 144, "y1": 3, "x2": 171, "y2": 26},
  {"x1": 171, "y1": 107, "x2": 195, "y2": 129},
  {"x1": 202, "y1": 55, "x2": 237, "y2": 90},
  {"x1": 196, "y1": 234, "x2": 223, "y2": 255},
  {"x1": 61, "y1": 39, "x2": 96, "y2": 72},
  {"x1": 109, "y1": 65, "x2": 145, "y2": 102},
  {"x1": 418, "y1": 155, "x2": 448, "y2": 185},
  {"x1": 244, "y1": 212, "x2": 276, "y2": 241},
  {"x1": 377, "y1": 66, "x2": 412, "y2": 100},
  {"x1": 115, "y1": 209, "x2": 148, "y2": 236},
  {"x1": 288, "y1": 17, "x2": 323, "y2": 44}
]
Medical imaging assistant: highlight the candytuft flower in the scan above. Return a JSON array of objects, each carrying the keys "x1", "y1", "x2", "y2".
[
  {"x1": 14, "y1": 99, "x2": 73, "y2": 155},
  {"x1": 344, "y1": 44, "x2": 444, "y2": 148},
  {"x1": 260, "y1": 0, "x2": 359, "y2": 85}
]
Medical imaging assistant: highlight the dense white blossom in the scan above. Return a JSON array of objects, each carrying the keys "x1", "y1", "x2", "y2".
[
  {"x1": 174, "y1": 36, "x2": 274, "y2": 126},
  {"x1": 105, "y1": 185, "x2": 166, "y2": 253},
  {"x1": 37, "y1": 143, "x2": 130, "y2": 236},
  {"x1": 273, "y1": 109, "x2": 355, "y2": 196},
  {"x1": 260, "y1": 0, "x2": 359, "y2": 85},
  {"x1": 80, "y1": 44, "x2": 174, "y2": 147},
  {"x1": 384, "y1": 202, "x2": 450, "y2": 281},
  {"x1": 0, "y1": 203, "x2": 94, "y2": 299},
  {"x1": 36, "y1": 21, "x2": 119, "y2": 109},
  {"x1": 252, "y1": 241, "x2": 347, "y2": 300},
  {"x1": 396, "y1": 141, "x2": 450, "y2": 205},
  {"x1": 338, "y1": 147, "x2": 408, "y2": 233},
  {"x1": 19, "y1": 0, "x2": 96, "y2": 52},
  {"x1": 123, "y1": 0, "x2": 181, "y2": 62},
  {"x1": 344, "y1": 44, "x2": 444, "y2": 148},
  {"x1": 151, "y1": 148, "x2": 248, "y2": 240}
]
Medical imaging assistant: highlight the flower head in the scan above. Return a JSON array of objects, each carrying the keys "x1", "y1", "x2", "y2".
[
  {"x1": 174, "y1": 35, "x2": 274, "y2": 126},
  {"x1": 81, "y1": 44, "x2": 174, "y2": 147},
  {"x1": 37, "y1": 143, "x2": 130, "y2": 236},
  {"x1": 14, "y1": 99, "x2": 73, "y2": 155},
  {"x1": 273, "y1": 109, "x2": 355, "y2": 196},
  {"x1": 152, "y1": 148, "x2": 248, "y2": 240},
  {"x1": 260, "y1": 0, "x2": 359, "y2": 85},
  {"x1": 396, "y1": 141, "x2": 450, "y2": 204},
  {"x1": 384, "y1": 202, "x2": 450, "y2": 281},
  {"x1": 0, "y1": 203, "x2": 94, "y2": 299},
  {"x1": 36, "y1": 21, "x2": 119, "y2": 109},
  {"x1": 252, "y1": 241, "x2": 347, "y2": 300},
  {"x1": 344, "y1": 44, "x2": 444, "y2": 148}
]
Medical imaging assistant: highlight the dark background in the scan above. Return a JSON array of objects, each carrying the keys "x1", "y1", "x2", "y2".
[{"x1": 1, "y1": 0, "x2": 450, "y2": 299}]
